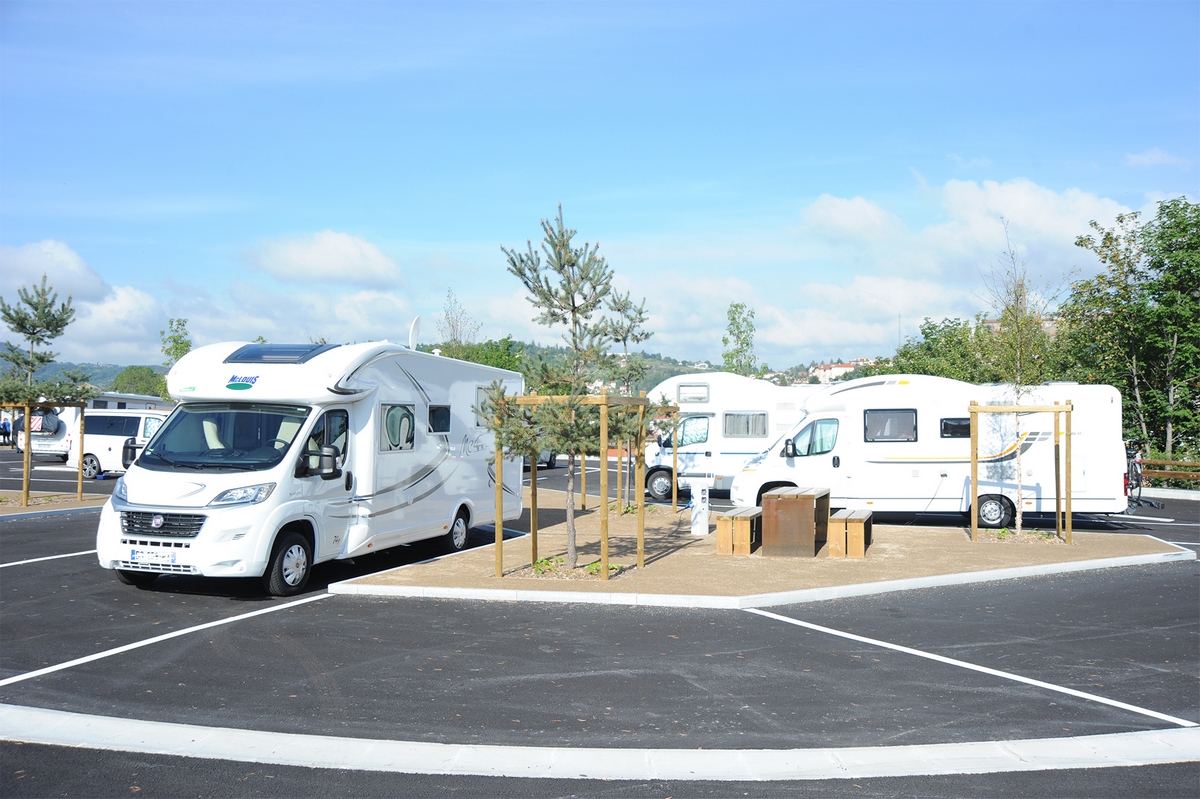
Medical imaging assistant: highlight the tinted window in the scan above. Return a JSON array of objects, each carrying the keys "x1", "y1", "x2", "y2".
[
  {"x1": 724, "y1": 412, "x2": 768, "y2": 437},
  {"x1": 677, "y1": 383, "x2": 709, "y2": 403},
  {"x1": 140, "y1": 403, "x2": 310, "y2": 473},
  {"x1": 429, "y1": 405, "x2": 451, "y2": 434},
  {"x1": 864, "y1": 409, "x2": 917, "y2": 442},
  {"x1": 791, "y1": 419, "x2": 838, "y2": 456},
  {"x1": 941, "y1": 417, "x2": 970, "y2": 438}
]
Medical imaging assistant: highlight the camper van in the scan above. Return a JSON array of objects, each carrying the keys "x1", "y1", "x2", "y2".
[
  {"x1": 16, "y1": 392, "x2": 172, "y2": 461},
  {"x1": 69, "y1": 408, "x2": 172, "y2": 478},
  {"x1": 95, "y1": 341, "x2": 523, "y2": 595},
  {"x1": 643, "y1": 372, "x2": 820, "y2": 500},
  {"x1": 729, "y1": 375, "x2": 1127, "y2": 526}
]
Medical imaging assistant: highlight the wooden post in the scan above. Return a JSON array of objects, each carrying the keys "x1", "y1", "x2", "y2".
[
  {"x1": 22, "y1": 403, "x2": 32, "y2": 508},
  {"x1": 494, "y1": 430, "x2": 504, "y2": 578},
  {"x1": 969, "y1": 401, "x2": 978, "y2": 543},
  {"x1": 671, "y1": 409, "x2": 678, "y2": 514},
  {"x1": 529, "y1": 456, "x2": 538, "y2": 566},
  {"x1": 637, "y1": 392, "x2": 646, "y2": 570},
  {"x1": 1053, "y1": 402, "x2": 1062, "y2": 540},
  {"x1": 580, "y1": 447, "x2": 587, "y2": 511},
  {"x1": 615, "y1": 436, "x2": 623, "y2": 515},
  {"x1": 77, "y1": 405, "x2": 85, "y2": 501},
  {"x1": 599, "y1": 397, "x2": 610, "y2": 580},
  {"x1": 1065, "y1": 401, "x2": 1073, "y2": 546}
]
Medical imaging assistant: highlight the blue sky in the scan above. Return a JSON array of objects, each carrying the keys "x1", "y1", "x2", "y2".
[{"x1": 1, "y1": 0, "x2": 1196, "y2": 369}]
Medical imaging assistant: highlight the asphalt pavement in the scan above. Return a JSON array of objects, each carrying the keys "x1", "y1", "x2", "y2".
[
  {"x1": 0, "y1": 506, "x2": 1196, "y2": 796},
  {"x1": 0, "y1": 448, "x2": 116, "y2": 497}
]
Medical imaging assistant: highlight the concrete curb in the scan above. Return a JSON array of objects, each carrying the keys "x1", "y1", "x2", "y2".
[
  {"x1": 328, "y1": 536, "x2": 1196, "y2": 608},
  {"x1": 1143, "y1": 487, "x2": 1200, "y2": 501},
  {"x1": 0, "y1": 505, "x2": 105, "y2": 522}
]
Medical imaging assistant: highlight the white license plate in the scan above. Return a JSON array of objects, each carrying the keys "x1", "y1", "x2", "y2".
[{"x1": 130, "y1": 548, "x2": 177, "y2": 564}]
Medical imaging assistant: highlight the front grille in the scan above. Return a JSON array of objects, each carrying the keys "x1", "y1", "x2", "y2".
[
  {"x1": 121, "y1": 512, "x2": 206, "y2": 538},
  {"x1": 117, "y1": 561, "x2": 199, "y2": 574}
]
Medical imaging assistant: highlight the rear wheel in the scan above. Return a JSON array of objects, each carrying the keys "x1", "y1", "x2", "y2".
[
  {"x1": 115, "y1": 569, "x2": 158, "y2": 587},
  {"x1": 445, "y1": 509, "x2": 470, "y2": 553},
  {"x1": 976, "y1": 495, "x2": 1014, "y2": 528},
  {"x1": 544, "y1": 452, "x2": 557, "y2": 469},
  {"x1": 647, "y1": 470, "x2": 673, "y2": 502},
  {"x1": 82, "y1": 454, "x2": 101, "y2": 479},
  {"x1": 263, "y1": 532, "x2": 312, "y2": 596}
]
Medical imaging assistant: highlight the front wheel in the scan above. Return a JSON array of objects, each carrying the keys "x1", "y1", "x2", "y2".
[
  {"x1": 82, "y1": 454, "x2": 101, "y2": 479},
  {"x1": 976, "y1": 495, "x2": 1014, "y2": 528},
  {"x1": 263, "y1": 532, "x2": 312, "y2": 596},
  {"x1": 115, "y1": 569, "x2": 158, "y2": 586},
  {"x1": 544, "y1": 452, "x2": 557, "y2": 469},
  {"x1": 444, "y1": 510, "x2": 470, "y2": 553},
  {"x1": 647, "y1": 470, "x2": 673, "y2": 502}
]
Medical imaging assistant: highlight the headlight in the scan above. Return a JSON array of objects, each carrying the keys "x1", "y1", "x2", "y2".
[
  {"x1": 209, "y1": 483, "x2": 276, "y2": 506},
  {"x1": 114, "y1": 476, "x2": 128, "y2": 500}
]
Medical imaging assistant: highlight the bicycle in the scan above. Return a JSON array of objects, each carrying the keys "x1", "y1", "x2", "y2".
[{"x1": 1125, "y1": 439, "x2": 1144, "y2": 503}]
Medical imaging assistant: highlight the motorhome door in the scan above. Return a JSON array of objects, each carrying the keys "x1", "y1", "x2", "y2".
[
  {"x1": 784, "y1": 417, "x2": 849, "y2": 500},
  {"x1": 676, "y1": 414, "x2": 714, "y2": 486},
  {"x1": 301, "y1": 408, "x2": 353, "y2": 558}
]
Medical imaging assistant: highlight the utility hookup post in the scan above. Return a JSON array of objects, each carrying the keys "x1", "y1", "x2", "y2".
[{"x1": 680, "y1": 473, "x2": 714, "y2": 536}]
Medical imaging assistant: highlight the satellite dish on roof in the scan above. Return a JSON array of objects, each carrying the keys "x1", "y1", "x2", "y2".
[{"x1": 408, "y1": 316, "x2": 420, "y2": 351}]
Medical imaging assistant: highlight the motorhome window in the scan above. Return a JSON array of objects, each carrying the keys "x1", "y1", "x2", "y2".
[
  {"x1": 139, "y1": 403, "x2": 310, "y2": 473},
  {"x1": 940, "y1": 418, "x2": 970, "y2": 438},
  {"x1": 724, "y1": 412, "x2": 768, "y2": 437},
  {"x1": 474, "y1": 386, "x2": 490, "y2": 427},
  {"x1": 223, "y1": 343, "x2": 340, "y2": 364},
  {"x1": 143, "y1": 416, "x2": 164, "y2": 439},
  {"x1": 864, "y1": 409, "x2": 917, "y2": 442},
  {"x1": 381, "y1": 405, "x2": 416, "y2": 452},
  {"x1": 792, "y1": 423, "x2": 813, "y2": 456},
  {"x1": 679, "y1": 416, "x2": 709, "y2": 446},
  {"x1": 92, "y1": 401, "x2": 108, "y2": 409},
  {"x1": 307, "y1": 409, "x2": 350, "y2": 468},
  {"x1": 428, "y1": 405, "x2": 451, "y2": 434},
  {"x1": 677, "y1": 384, "x2": 709, "y2": 403},
  {"x1": 811, "y1": 419, "x2": 838, "y2": 454}
]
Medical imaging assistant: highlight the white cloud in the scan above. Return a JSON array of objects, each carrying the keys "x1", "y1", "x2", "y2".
[
  {"x1": 249, "y1": 231, "x2": 400, "y2": 287},
  {"x1": 802, "y1": 195, "x2": 905, "y2": 243},
  {"x1": 1125, "y1": 148, "x2": 1192, "y2": 168},
  {"x1": 0, "y1": 240, "x2": 109, "y2": 302},
  {"x1": 61, "y1": 286, "x2": 166, "y2": 364}
]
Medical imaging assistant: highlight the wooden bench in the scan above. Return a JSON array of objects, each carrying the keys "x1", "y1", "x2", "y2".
[
  {"x1": 829, "y1": 509, "x2": 873, "y2": 558},
  {"x1": 715, "y1": 507, "x2": 762, "y2": 555}
]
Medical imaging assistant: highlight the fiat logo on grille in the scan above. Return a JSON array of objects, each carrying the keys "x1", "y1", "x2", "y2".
[{"x1": 151, "y1": 514, "x2": 164, "y2": 529}]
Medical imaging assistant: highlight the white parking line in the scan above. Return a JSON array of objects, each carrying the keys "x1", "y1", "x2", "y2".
[
  {"x1": 1122, "y1": 514, "x2": 1176, "y2": 522},
  {"x1": 0, "y1": 549, "x2": 97, "y2": 568},
  {"x1": 1, "y1": 704, "x2": 1197, "y2": 780},
  {"x1": 0, "y1": 594, "x2": 328, "y2": 688},
  {"x1": 746, "y1": 608, "x2": 1197, "y2": 728}
]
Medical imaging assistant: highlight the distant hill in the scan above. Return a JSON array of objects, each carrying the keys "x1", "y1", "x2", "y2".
[{"x1": 34, "y1": 362, "x2": 168, "y2": 391}]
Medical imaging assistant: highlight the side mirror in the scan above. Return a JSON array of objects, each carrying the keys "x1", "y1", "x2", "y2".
[
  {"x1": 318, "y1": 445, "x2": 341, "y2": 479},
  {"x1": 658, "y1": 433, "x2": 672, "y2": 449},
  {"x1": 782, "y1": 439, "x2": 796, "y2": 459},
  {"x1": 121, "y1": 437, "x2": 141, "y2": 469}
]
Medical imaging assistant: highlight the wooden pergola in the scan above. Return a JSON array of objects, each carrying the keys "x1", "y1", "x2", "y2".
[
  {"x1": 491, "y1": 393, "x2": 678, "y2": 580},
  {"x1": 1, "y1": 400, "x2": 88, "y2": 507},
  {"x1": 969, "y1": 400, "x2": 1072, "y2": 544}
]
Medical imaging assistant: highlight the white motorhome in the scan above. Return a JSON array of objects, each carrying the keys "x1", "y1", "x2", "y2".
[
  {"x1": 16, "y1": 391, "x2": 173, "y2": 461},
  {"x1": 729, "y1": 375, "x2": 1126, "y2": 526},
  {"x1": 95, "y1": 341, "x2": 523, "y2": 595},
  {"x1": 643, "y1": 372, "x2": 821, "y2": 500}
]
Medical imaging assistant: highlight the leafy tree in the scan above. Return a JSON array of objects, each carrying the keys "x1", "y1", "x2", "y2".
[
  {"x1": 721, "y1": 301, "x2": 763, "y2": 376},
  {"x1": 1061, "y1": 197, "x2": 1199, "y2": 457},
  {"x1": 500, "y1": 205, "x2": 614, "y2": 569},
  {"x1": 113, "y1": 366, "x2": 166, "y2": 396},
  {"x1": 160, "y1": 318, "x2": 192, "y2": 368},
  {"x1": 853, "y1": 317, "x2": 998, "y2": 382},
  {"x1": 0, "y1": 273, "x2": 76, "y2": 385},
  {"x1": 435, "y1": 288, "x2": 482, "y2": 353},
  {"x1": 454, "y1": 336, "x2": 524, "y2": 372}
]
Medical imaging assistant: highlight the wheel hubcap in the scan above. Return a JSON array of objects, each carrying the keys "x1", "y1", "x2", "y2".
[
  {"x1": 452, "y1": 518, "x2": 467, "y2": 549},
  {"x1": 980, "y1": 500, "x2": 1003, "y2": 525},
  {"x1": 650, "y1": 475, "x2": 670, "y2": 496},
  {"x1": 281, "y1": 544, "x2": 307, "y2": 586}
]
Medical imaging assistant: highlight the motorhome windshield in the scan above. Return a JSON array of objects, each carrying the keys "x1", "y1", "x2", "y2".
[{"x1": 139, "y1": 403, "x2": 310, "y2": 472}]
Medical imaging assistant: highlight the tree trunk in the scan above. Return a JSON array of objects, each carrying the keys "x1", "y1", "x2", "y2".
[
  {"x1": 1164, "y1": 331, "x2": 1179, "y2": 456},
  {"x1": 564, "y1": 452, "x2": 578, "y2": 569},
  {"x1": 1129, "y1": 353, "x2": 1151, "y2": 444},
  {"x1": 1014, "y1": 409, "x2": 1023, "y2": 535}
]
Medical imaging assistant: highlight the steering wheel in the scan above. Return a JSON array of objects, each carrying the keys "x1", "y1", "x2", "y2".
[{"x1": 267, "y1": 438, "x2": 289, "y2": 448}]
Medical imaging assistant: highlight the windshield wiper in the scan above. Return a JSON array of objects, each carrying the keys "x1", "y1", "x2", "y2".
[{"x1": 147, "y1": 451, "x2": 202, "y2": 470}]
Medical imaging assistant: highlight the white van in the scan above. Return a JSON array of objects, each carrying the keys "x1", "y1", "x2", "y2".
[
  {"x1": 729, "y1": 375, "x2": 1127, "y2": 526},
  {"x1": 643, "y1": 372, "x2": 820, "y2": 500},
  {"x1": 17, "y1": 392, "x2": 172, "y2": 461},
  {"x1": 69, "y1": 409, "x2": 171, "y2": 478},
  {"x1": 95, "y1": 341, "x2": 524, "y2": 595}
]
